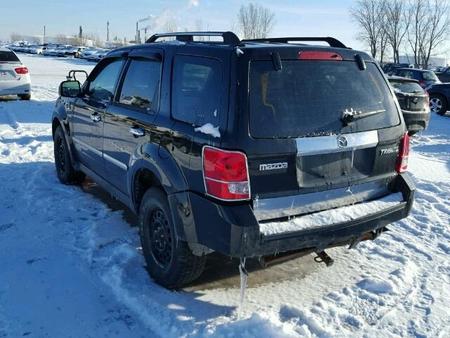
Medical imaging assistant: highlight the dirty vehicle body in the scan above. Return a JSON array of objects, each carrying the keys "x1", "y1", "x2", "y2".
[
  {"x1": 52, "y1": 32, "x2": 415, "y2": 288},
  {"x1": 388, "y1": 77, "x2": 430, "y2": 135}
]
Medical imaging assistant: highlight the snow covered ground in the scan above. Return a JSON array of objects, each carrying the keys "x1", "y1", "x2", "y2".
[{"x1": 0, "y1": 54, "x2": 449, "y2": 337}]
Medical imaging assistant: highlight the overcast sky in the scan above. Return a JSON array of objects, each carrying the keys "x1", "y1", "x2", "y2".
[{"x1": 0, "y1": 0, "x2": 365, "y2": 49}]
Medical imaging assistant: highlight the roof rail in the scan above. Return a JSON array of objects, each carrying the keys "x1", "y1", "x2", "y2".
[
  {"x1": 146, "y1": 31, "x2": 241, "y2": 46},
  {"x1": 242, "y1": 37, "x2": 348, "y2": 49}
]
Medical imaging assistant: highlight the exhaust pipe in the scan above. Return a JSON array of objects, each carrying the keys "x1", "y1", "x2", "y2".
[{"x1": 259, "y1": 248, "x2": 314, "y2": 268}]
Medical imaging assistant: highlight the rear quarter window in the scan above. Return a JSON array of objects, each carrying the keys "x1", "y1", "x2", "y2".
[
  {"x1": 0, "y1": 51, "x2": 20, "y2": 62},
  {"x1": 172, "y1": 55, "x2": 224, "y2": 127},
  {"x1": 422, "y1": 71, "x2": 438, "y2": 81}
]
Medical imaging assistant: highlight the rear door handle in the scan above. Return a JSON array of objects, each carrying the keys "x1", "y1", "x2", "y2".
[
  {"x1": 129, "y1": 127, "x2": 145, "y2": 137},
  {"x1": 90, "y1": 113, "x2": 101, "y2": 123}
]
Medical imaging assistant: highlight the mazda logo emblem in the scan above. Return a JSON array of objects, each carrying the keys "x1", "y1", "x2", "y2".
[{"x1": 337, "y1": 135, "x2": 348, "y2": 148}]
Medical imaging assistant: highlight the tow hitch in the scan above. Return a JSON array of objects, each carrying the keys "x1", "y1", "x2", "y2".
[{"x1": 314, "y1": 251, "x2": 334, "y2": 267}]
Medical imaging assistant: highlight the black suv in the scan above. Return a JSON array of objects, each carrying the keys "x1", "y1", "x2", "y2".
[{"x1": 52, "y1": 32, "x2": 415, "y2": 289}]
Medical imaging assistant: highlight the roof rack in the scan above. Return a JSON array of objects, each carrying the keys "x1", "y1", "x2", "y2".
[
  {"x1": 146, "y1": 31, "x2": 241, "y2": 46},
  {"x1": 241, "y1": 37, "x2": 347, "y2": 49}
]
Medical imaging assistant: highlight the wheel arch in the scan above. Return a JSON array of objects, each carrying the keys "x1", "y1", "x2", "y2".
[{"x1": 128, "y1": 145, "x2": 190, "y2": 213}]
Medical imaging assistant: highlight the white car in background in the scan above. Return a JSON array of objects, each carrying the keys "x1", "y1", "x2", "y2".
[{"x1": 0, "y1": 47, "x2": 31, "y2": 100}]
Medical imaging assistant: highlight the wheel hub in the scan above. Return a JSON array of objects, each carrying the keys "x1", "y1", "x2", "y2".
[
  {"x1": 430, "y1": 98, "x2": 442, "y2": 113},
  {"x1": 149, "y1": 209, "x2": 172, "y2": 268}
]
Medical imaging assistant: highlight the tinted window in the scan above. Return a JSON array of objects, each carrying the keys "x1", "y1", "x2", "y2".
[
  {"x1": 249, "y1": 60, "x2": 400, "y2": 138},
  {"x1": 119, "y1": 59, "x2": 161, "y2": 111},
  {"x1": 422, "y1": 71, "x2": 438, "y2": 81},
  {"x1": 0, "y1": 51, "x2": 20, "y2": 62},
  {"x1": 88, "y1": 59, "x2": 124, "y2": 100},
  {"x1": 172, "y1": 56, "x2": 223, "y2": 126},
  {"x1": 396, "y1": 70, "x2": 414, "y2": 79}
]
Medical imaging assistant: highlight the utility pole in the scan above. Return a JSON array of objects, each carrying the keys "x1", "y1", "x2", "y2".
[
  {"x1": 107, "y1": 21, "x2": 110, "y2": 42},
  {"x1": 135, "y1": 21, "x2": 139, "y2": 44},
  {"x1": 43, "y1": 25, "x2": 46, "y2": 44}
]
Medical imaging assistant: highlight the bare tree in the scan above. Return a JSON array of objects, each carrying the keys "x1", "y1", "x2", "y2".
[
  {"x1": 420, "y1": 0, "x2": 450, "y2": 68},
  {"x1": 379, "y1": 21, "x2": 389, "y2": 63},
  {"x1": 351, "y1": 0, "x2": 387, "y2": 59},
  {"x1": 238, "y1": 3, "x2": 275, "y2": 39},
  {"x1": 384, "y1": 0, "x2": 410, "y2": 63},
  {"x1": 407, "y1": 0, "x2": 428, "y2": 67}
]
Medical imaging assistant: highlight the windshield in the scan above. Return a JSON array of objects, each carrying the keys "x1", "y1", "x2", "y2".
[
  {"x1": 249, "y1": 60, "x2": 400, "y2": 138},
  {"x1": 422, "y1": 71, "x2": 438, "y2": 81}
]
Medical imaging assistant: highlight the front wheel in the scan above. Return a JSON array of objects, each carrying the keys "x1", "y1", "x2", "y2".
[
  {"x1": 139, "y1": 188, "x2": 206, "y2": 289},
  {"x1": 53, "y1": 125, "x2": 85, "y2": 184},
  {"x1": 430, "y1": 95, "x2": 448, "y2": 116}
]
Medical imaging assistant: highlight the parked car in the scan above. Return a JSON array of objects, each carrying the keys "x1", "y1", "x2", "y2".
[
  {"x1": 79, "y1": 48, "x2": 99, "y2": 60},
  {"x1": 52, "y1": 32, "x2": 415, "y2": 289},
  {"x1": 83, "y1": 48, "x2": 108, "y2": 62},
  {"x1": 0, "y1": 47, "x2": 31, "y2": 100},
  {"x1": 388, "y1": 77, "x2": 430, "y2": 135},
  {"x1": 382, "y1": 63, "x2": 412, "y2": 75},
  {"x1": 426, "y1": 83, "x2": 450, "y2": 115},
  {"x1": 392, "y1": 68, "x2": 441, "y2": 88},
  {"x1": 435, "y1": 67, "x2": 450, "y2": 83}
]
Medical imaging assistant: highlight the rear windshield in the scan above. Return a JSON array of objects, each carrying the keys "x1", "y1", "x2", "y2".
[
  {"x1": 389, "y1": 80, "x2": 424, "y2": 94},
  {"x1": 0, "y1": 50, "x2": 20, "y2": 62},
  {"x1": 249, "y1": 60, "x2": 400, "y2": 138}
]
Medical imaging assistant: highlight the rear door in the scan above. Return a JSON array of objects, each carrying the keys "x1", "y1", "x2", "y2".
[
  {"x1": 71, "y1": 58, "x2": 125, "y2": 174},
  {"x1": 246, "y1": 55, "x2": 402, "y2": 200},
  {"x1": 102, "y1": 50, "x2": 162, "y2": 195}
]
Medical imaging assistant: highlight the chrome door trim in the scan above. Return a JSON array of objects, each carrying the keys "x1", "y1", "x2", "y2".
[
  {"x1": 72, "y1": 137, "x2": 102, "y2": 157},
  {"x1": 103, "y1": 153, "x2": 128, "y2": 171},
  {"x1": 296, "y1": 130, "x2": 379, "y2": 156}
]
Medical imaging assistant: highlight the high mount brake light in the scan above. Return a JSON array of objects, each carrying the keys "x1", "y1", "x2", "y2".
[
  {"x1": 14, "y1": 67, "x2": 29, "y2": 75},
  {"x1": 396, "y1": 133, "x2": 410, "y2": 173},
  {"x1": 202, "y1": 146, "x2": 251, "y2": 201},
  {"x1": 298, "y1": 51, "x2": 343, "y2": 61}
]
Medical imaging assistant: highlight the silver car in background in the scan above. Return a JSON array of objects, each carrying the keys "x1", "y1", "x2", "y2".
[{"x1": 0, "y1": 47, "x2": 31, "y2": 100}]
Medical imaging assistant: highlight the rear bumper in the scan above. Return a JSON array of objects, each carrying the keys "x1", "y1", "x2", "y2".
[
  {"x1": 169, "y1": 173, "x2": 415, "y2": 258},
  {"x1": 0, "y1": 82, "x2": 31, "y2": 96},
  {"x1": 402, "y1": 111, "x2": 430, "y2": 132}
]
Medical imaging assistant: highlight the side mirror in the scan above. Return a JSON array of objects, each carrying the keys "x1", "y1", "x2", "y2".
[{"x1": 59, "y1": 80, "x2": 81, "y2": 98}]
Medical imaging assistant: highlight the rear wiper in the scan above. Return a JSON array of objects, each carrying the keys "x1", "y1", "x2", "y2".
[{"x1": 341, "y1": 108, "x2": 385, "y2": 124}]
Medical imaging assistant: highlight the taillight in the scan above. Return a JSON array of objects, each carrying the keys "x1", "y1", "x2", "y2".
[
  {"x1": 396, "y1": 133, "x2": 410, "y2": 173},
  {"x1": 298, "y1": 51, "x2": 343, "y2": 61},
  {"x1": 14, "y1": 67, "x2": 29, "y2": 75},
  {"x1": 202, "y1": 146, "x2": 250, "y2": 201}
]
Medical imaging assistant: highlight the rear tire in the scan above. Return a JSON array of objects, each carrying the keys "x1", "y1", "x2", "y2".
[
  {"x1": 430, "y1": 94, "x2": 447, "y2": 116},
  {"x1": 18, "y1": 94, "x2": 31, "y2": 101},
  {"x1": 53, "y1": 125, "x2": 85, "y2": 184},
  {"x1": 139, "y1": 188, "x2": 206, "y2": 289}
]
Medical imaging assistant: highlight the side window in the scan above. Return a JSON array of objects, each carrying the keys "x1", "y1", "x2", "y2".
[
  {"x1": 172, "y1": 56, "x2": 223, "y2": 126},
  {"x1": 119, "y1": 59, "x2": 161, "y2": 111},
  {"x1": 88, "y1": 59, "x2": 124, "y2": 101}
]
